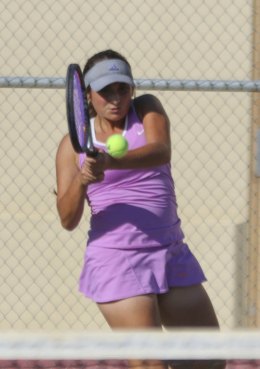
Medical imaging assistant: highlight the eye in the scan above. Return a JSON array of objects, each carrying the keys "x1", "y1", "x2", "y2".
[
  {"x1": 99, "y1": 86, "x2": 111, "y2": 96},
  {"x1": 118, "y1": 84, "x2": 131, "y2": 95}
]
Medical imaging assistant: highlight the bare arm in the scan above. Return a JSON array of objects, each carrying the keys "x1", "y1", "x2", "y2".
[
  {"x1": 55, "y1": 135, "x2": 104, "y2": 230},
  {"x1": 106, "y1": 94, "x2": 171, "y2": 169}
]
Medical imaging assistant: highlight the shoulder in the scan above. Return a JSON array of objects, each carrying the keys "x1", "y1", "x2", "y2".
[
  {"x1": 133, "y1": 94, "x2": 167, "y2": 121},
  {"x1": 57, "y1": 134, "x2": 72, "y2": 153},
  {"x1": 56, "y1": 134, "x2": 77, "y2": 164},
  {"x1": 134, "y1": 93, "x2": 162, "y2": 108}
]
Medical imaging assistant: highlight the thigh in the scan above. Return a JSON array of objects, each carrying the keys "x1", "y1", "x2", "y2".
[
  {"x1": 98, "y1": 296, "x2": 167, "y2": 369},
  {"x1": 98, "y1": 294, "x2": 162, "y2": 328},
  {"x1": 158, "y1": 286, "x2": 226, "y2": 369},
  {"x1": 158, "y1": 284, "x2": 220, "y2": 328}
]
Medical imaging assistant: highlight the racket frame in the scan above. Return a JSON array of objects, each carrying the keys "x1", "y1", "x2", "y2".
[{"x1": 66, "y1": 63, "x2": 97, "y2": 156}]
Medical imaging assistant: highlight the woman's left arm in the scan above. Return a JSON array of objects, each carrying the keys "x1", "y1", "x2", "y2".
[{"x1": 106, "y1": 94, "x2": 171, "y2": 169}]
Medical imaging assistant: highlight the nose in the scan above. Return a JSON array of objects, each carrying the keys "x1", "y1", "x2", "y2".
[{"x1": 109, "y1": 91, "x2": 121, "y2": 103}]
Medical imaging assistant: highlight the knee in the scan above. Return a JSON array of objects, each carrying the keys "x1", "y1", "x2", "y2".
[{"x1": 195, "y1": 360, "x2": 226, "y2": 369}]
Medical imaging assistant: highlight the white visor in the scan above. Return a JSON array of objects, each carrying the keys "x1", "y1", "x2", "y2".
[{"x1": 84, "y1": 59, "x2": 134, "y2": 91}]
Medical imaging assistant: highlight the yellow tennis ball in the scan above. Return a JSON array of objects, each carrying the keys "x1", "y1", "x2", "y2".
[{"x1": 106, "y1": 134, "x2": 128, "y2": 158}]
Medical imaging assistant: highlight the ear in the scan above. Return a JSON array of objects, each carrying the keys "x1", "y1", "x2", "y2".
[
  {"x1": 87, "y1": 99, "x2": 96, "y2": 118},
  {"x1": 86, "y1": 90, "x2": 91, "y2": 101},
  {"x1": 131, "y1": 86, "x2": 136, "y2": 98}
]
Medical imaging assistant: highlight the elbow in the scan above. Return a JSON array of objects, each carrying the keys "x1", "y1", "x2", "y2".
[
  {"x1": 162, "y1": 144, "x2": 171, "y2": 164},
  {"x1": 59, "y1": 212, "x2": 80, "y2": 231},
  {"x1": 153, "y1": 141, "x2": 171, "y2": 165},
  {"x1": 165, "y1": 149, "x2": 171, "y2": 164},
  {"x1": 57, "y1": 206, "x2": 80, "y2": 231},
  {"x1": 61, "y1": 219, "x2": 78, "y2": 231}
]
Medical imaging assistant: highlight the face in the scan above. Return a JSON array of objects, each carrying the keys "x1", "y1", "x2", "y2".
[{"x1": 89, "y1": 82, "x2": 133, "y2": 122}]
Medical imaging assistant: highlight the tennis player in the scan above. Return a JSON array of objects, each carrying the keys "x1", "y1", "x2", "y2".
[{"x1": 56, "y1": 49, "x2": 226, "y2": 369}]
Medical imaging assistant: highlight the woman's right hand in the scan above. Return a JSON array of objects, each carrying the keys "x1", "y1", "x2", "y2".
[{"x1": 79, "y1": 153, "x2": 105, "y2": 185}]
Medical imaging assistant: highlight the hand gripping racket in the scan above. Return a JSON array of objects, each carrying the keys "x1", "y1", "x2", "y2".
[{"x1": 66, "y1": 64, "x2": 97, "y2": 157}]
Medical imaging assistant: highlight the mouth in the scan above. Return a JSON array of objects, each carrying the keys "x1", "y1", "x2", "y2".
[{"x1": 110, "y1": 107, "x2": 120, "y2": 114}]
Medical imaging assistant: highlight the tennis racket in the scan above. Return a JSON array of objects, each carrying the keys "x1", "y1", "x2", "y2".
[{"x1": 66, "y1": 64, "x2": 97, "y2": 156}]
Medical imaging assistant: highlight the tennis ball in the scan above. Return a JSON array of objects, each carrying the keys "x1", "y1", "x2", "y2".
[{"x1": 106, "y1": 134, "x2": 128, "y2": 158}]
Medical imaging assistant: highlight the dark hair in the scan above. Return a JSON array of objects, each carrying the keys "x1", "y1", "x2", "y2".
[
  {"x1": 83, "y1": 49, "x2": 131, "y2": 77},
  {"x1": 83, "y1": 50, "x2": 133, "y2": 117}
]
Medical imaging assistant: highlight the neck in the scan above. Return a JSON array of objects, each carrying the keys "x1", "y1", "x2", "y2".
[
  {"x1": 94, "y1": 116, "x2": 126, "y2": 143},
  {"x1": 95, "y1": 116, "x2": 125, "y2": 134}
]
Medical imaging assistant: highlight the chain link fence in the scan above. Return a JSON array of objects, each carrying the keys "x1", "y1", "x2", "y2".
[{"x1": 0, "y1": 0, "x2": 260, "y2": 331}]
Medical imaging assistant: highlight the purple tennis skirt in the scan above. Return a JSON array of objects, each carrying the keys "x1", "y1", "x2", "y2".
[{"x1": 79, "y1": 242, "x2": 206, "y2": 303}]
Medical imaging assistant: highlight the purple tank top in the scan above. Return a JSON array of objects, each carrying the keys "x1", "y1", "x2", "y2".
[{"x1": 79, "y1": 104, "x2": 184, "y2": 249}]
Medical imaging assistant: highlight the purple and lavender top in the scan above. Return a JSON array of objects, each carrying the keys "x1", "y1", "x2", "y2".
[{"x1": 79, "y1": 104, "x2": 184, "y2": 249}]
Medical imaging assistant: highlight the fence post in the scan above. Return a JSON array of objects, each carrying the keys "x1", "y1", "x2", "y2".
[{"x1": 248, "y1": 0, "x2": 260, "y2": 327}]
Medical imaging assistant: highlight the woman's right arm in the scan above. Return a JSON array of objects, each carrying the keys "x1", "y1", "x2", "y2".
[
  {"x1": 56, "y1": 135, "x2": 106, "y2": 230},
  {"x1": 55, "y1": 135, "x2": 86, "y2": 230}
]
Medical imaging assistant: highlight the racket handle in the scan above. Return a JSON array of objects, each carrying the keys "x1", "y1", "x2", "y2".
[{"x1": 87, "y1": 148, "x2": 98, "y2": 157}]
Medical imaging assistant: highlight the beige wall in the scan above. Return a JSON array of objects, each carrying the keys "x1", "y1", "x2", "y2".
[{"x1": 0, "y1": 0, "x2": 256, "y2": 330}]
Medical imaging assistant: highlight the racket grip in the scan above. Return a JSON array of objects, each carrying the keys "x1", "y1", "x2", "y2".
[{"x1": 87, "y1": 148, "x2": 98, "y2": 157}]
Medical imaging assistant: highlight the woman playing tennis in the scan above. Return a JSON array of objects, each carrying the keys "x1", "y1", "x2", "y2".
[{"x1": 56, "y1": 49, "x2": 225, "y2": 369}]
